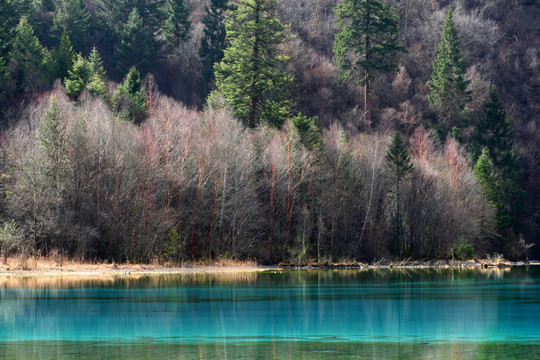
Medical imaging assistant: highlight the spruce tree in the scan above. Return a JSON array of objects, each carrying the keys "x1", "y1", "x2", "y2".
[
  {"x1": 386, "y1": 131, "x2": 414, "y2": 257},
  {"x1": 428, "y1": 7, "x2": 471, "y2": 138},
  {"x1": 215, "y1": 0, "x2": 291, "y2": 128},
  {"x1": 8, "y1": 17, "x2": 50, "y2": 93},
  {"x1": 472, "y1": 84, "x2": 525, "y2": 233},
  {"x1": 52, "y1": 0, "x2": 92, "y2": 53},
  {"x1": 163, "y1": 0, "x2": 191, "y2": 49},
  {"x1": 113, "y1": 66, "x2": 147, "y2": 122},
  {"x1": 474, "y1": 147, "x2": 502, "y2": 236},
  {"x1": 64, "y1": 54, "x2": 92, "y2": 98},
  {"x1": 114, "y1": 8, "x2": 156, "y2": 77},
  {"x1": 199, "y1": 0, "x2": 233, "y2": 97},
  {"x1": 88, "y1": 45, "x2": 107, "y2": 80},
  {"x1": 52, "y1": 30, "x2": 75, "y2": 81},
  {"x1": 333, "y1": 0, "x2": 405, "y2": 126}
]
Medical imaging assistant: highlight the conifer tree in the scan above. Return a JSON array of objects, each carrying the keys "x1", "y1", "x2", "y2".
[
  {"x1": 113, "y1": 66, "x2": 147, "y2": 122},
  {"x1": 472, "y1": 84, "x2": 525, "y2": 233},
  {"x1": 52, "y1": 0, "x2": 92, "y2": 53},
  {"x1": 428, "y1": 7, "x2": 471, "y2": 138},
  {"x1": 8, "y1": 17, "x2": 50, "y2": 93},
  {"x1": 0, "y1": 1, "x2": 14, "y2": 59},
  {"x1": 291, "y1": 114, "x2": 322, "y2": 153},
  {"x1": 386, "y1": 131, "x2": 414, "y2": 257},
  {"x1": 333, "y1": 0, "x2": 405, "y2": 126},
  {"x1": 199, "y1": 0, "x2": 233, "y2": 97},
  {"x1": 474, "y1": 147, "x2": 502, "y2": 236},
  {"x1": 88, "y1": 45, "x2": 107, "y2": 80},
  {"x1": 215, "y1": 0, "x2": 291, "y2": 128},
  {"x1": 52, "y1": 30, "x2": 75, "y2": 81},
  {"x1": 64, "y1": 54, "x2": 92, "y2": 98},
  {"x1": 163, "y1": 0, "x2": 191, "y2": 49},
  {"x1": 114, "y1": 8, "x2": 156, "y2": 77}
]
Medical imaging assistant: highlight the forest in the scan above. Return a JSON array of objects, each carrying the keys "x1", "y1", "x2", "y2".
[{"x1": 0, "y1": 0, "x2": 538, "y2": 263}]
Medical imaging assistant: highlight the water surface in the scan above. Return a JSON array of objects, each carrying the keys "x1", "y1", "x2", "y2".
[{"x1": 1, "y1": 268, "x2": 539, "y2": 359}]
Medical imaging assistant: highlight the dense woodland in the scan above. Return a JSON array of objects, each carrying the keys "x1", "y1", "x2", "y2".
[{"x1": 0, "y1": 0, "x2": 539, "y2": 263}]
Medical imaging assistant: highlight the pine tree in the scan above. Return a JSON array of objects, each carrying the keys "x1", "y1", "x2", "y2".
[
  {"x1": 386, "y1": 131, "x2": 414, "y2": 257},
  {"x1": 428, "y1": 7, "x2": 471, "y2": 138},
  {"x1": 114, "y1": 8, "x2": 156, "y2": 77},
  {"x1": 8, "y1": 16, "x2": 50, "y2": 93},
  {"x1": 113, "y1": 66, "x2": 147, "y2": 122},
  {"x1": 215, "y1": 0, "x2": 291, "y2": 128},
  {"x1": 291, "y1": 114, "x2": 322, "y2": 153},
  {"x1": 52, "y1": 0, "x2": 92, "y2": 53},
  {"x1": 52, "y1": 30, "x2": 75, "y2": 81},
  {"x1": 0, "y1": 1, "x2": 14, "y2": 59},
  {"x1": 163, "y1": 0, "x2": 191, "y2": 49},
  {"x1": 333, "y1": 0, "x2": 405, "y2": 126},
  {"x1": 64, "y1": 54, "x2": 92, "y2": 98},
  {"x1": 199, "y1": 0, "x2": 233, "y2": 97},
  {"x1": 472, "y1": 84, "x2": 525, "y2": 233}
]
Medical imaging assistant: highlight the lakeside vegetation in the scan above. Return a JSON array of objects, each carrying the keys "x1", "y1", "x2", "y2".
[{"x1": 0, "y1": 0, "x2": 538, "y2": 264}]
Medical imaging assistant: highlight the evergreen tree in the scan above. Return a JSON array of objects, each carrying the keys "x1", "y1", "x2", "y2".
[
  {"x1": 52, "y1": 30, "x2": 75, "y2": 81},
  {"x1": 88, "y1": 45, "x2": 107, "y2": 80},
  {"x1": 386, "y1": 131, "x2": 414, "y2": 257},
  {"x1": 333, "y1": 0, "x2": 405, "y2": 126},
  {"x1": 114, "y1": 8, "x2": 156, "y2": 77},
  {"x1": 474, "y1": 147, "x2": 502, "y2": 237},
  {"x1": 472, "y1": 84, "x2": 525, "y2": 233},
  {"x1": 199, "y1": 0, "x2": 233, "y2": 97},
  {"x1": 163, "y1": 0, "x2": 191, "y2": 48},
  {"x1": 113, "y1": 66, "x2": 147, "y2": 122},
  {"x1": 291, "y1": 114, "x2": 322, "y2": 153},
  {"x1": 97, "y1": 0, "x2": 165, "y2": 36},
  {"x1": 64, "y1": 54, "x2": 92, "y2": 98},
  {"x1": 0, "y1": 1, "x2": 14, "y2": 59},
  {"x1": 52, "y1": 0, "x2": 92, "y2": 53},
  {"x1": 215, "y1": 0, "x2": 291, "y2": 128},
  {"x1": 428, "y1": 7, "x2": 471, "y2": 138},
  {"x1": 8, "y1": 16, "x2": 50, "y2": 93}
]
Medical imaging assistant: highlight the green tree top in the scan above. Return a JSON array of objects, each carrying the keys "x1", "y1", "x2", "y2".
[
  {"x1": 113, "y1": 66, "x2": 147, "y2": 122},
  {"x1": 64, "y1": 54, "x2": 92, "y2": 98},
  {"x1": 333, "y1": 0, "x2": 405, "y2": 126},
  {"x1": 428, "y1": 7, "x2": 471, "y2": 136},
  {"x1": 215, "y1": 0, "x2": 291, "y2": 128},
  {"x1": 472, "y1": 84, "x2": 513, "y2": 166},
  {"x1": 88, "y1": 45, "x2": 107, "y2": 80},
  {"x1": 53, "y1": 30, "x2": 75, "y2": 81},
  {"x1": 386, "y1": 131, "x2": 414, "y2": 180},
  {"x1": 199, "y1": 0, "x2": 234, "y2": 96},
  {"x1": 52, "y1": 0, "x2": 92, "y2": 53},
  {"x1": 114, "y1": 8, "x2": 156, "y2": 76},
  {"x1": 8, "y1": 16, "x2": 50, "y2": 93},
  {"x1": 163, "y1": 0, "x2": 191, "y2": 48}
]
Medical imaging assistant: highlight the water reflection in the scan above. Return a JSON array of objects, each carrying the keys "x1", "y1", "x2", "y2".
[{"x1": 0, "y1": 268, "x2": 539, "y2": 359}]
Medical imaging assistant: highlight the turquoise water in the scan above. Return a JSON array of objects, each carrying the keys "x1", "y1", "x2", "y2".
[{"x1": 0, "y1": 268, "x2": 539, "y2": 359}]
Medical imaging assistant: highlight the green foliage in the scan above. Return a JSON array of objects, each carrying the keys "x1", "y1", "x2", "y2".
[
  {"x1": 8, "y1": 16, "x2": 50, "y2": 93},
  {"x1": 291, "y1": 114, "x2": 322, "y2": 152},
  {"x1": 162, "y1": 228, "x2": 184, "y2": 262},
  {"x1": 199, "y1": 0, "x2": 234, "y2": 97},
  {"x1": 386, "y1": 131, "x2": 414, "y2": 257},
  {"x1": 215, "y1": 0, "x2": 291, "y2": 128},
  {"x1": 474, "y1": 148, "x2": 505, "y2": 229},
  {"x1": 428, "y1": 7, "x2": 471, "y2": 137},
  {"x1": 333, "y1": 0, "x2": 405, "y2": 86},
  {"x1": 453, "y1": 237, "x2": 475, "y2": 260},
  {"x1": 88, "y1": 46, "x2": 107, "y2": 80},
  {"x1": 113, "y1": 66, "x2": 147, "y2": 122},
  {"x1": 472, "y1": 85, "x2": 525, "y2": 232},
  {"x1": 163, "y1": 0, "x2": 191, "y2": 49},
  {"x1": 64, "y1": 54, "x2": 92, "y2": 98},
  {"x1": 52, "y1": 30, "x2": 75, "y2": 81},
  {"x1": 114, "y1": 8, "x2": 156, "y2": 77},
  {"x1": 386, "y1": 131, "x2": 414, "y2": 180},
  {"x1": 52, "y1": 0, "x2": 92, "y2": 53}
]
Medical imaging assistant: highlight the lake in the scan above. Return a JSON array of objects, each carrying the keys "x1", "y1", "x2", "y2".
[{"x1": 0, "y1": 267, "x2": 539, "y2": 359}]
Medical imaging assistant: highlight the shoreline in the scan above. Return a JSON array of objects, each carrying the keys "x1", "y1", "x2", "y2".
[{"x1": 0, "y1": 257, "x2": 538, "y2": 278}]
